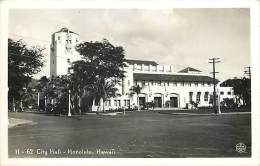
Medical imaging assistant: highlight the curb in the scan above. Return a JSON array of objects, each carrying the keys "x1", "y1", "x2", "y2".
[{"x1": 159, "y1": 112, "x2": 251, "y2": 116}]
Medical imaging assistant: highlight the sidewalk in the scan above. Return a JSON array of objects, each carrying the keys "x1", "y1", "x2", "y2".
[{"x1": 8, "y1": 118, "x2": 36, "y2": 128}]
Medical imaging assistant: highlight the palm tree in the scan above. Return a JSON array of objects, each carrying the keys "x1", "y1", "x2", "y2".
[
  {"x1": 36, "y1": 76, "x2": 49, "y2": 111},
  {"x1": 130, "y1": 85, "x2": 143, "y2": 111},
  {"x1": 93, "y1": 78, "x2": 118, "y2": 112}
]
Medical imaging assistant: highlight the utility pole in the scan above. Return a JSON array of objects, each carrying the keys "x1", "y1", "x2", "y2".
[
  {"x1": 244, "y1": 66, "x2": 251, "y2": 79},
  {"x1": 244, "y1": 66, "x2": 251, "y2": 107},
  {"x1": 209, "y1": 58, "x2": 221, "y2": 114},
  {"x1": 37, "y1": 92, "x2": 40, "y2": 111},
  {"x1": 20, "y1": 99, "x2": 24, "y2": 112},
  {"x1": 44, "y1": 96, "x2": 47, "y2": 112},
  {"x1": 68, "y1": 89, "x2": 71, "y2": 117}
]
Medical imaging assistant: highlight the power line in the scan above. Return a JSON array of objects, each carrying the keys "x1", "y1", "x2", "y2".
[
  {"x1": 9, "y1": 33, "x2": 51, "y2": 43},
  {"x1": 9, "y1": 52, "x2": 109, "y2": 69},
  {"x1": 209, "y1": 57, "x2": 221, "y2": 114}
]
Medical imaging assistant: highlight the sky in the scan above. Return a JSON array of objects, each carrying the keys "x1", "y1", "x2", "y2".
[{"x1": 8, "y1": 8, "x2": 250, "y2": 81}]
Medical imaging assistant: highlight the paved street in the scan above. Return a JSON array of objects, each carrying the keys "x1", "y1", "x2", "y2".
[{"x1": 8, "y1": 111, "x2": 251, "y2": 158}]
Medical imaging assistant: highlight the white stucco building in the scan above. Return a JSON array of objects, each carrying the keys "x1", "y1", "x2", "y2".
[
  {"x1": 94, "y1": 61, "x2": 235, "y2": 111},
  {"x1": 49, "y1": 28, "x2": 235, "y2": 111},
  {"x1": 50, "y1": 28, "x2": 81, "y2": 76}
]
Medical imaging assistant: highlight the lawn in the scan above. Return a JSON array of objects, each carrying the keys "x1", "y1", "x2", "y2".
[{"x1": 8, "y1": 111, "x2": 251, "y2": 158}]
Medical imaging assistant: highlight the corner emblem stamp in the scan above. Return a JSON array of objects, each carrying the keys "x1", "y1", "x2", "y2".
[{"x1": 235, "y1": 142, "x2": 247, "y2": 153}]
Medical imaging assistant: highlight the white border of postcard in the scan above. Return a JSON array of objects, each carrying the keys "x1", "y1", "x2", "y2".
[{"x1": 0, "y1": 0, "x2": 260, "y2": 166}]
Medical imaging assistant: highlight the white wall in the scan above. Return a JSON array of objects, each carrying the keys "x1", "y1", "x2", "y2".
[{"x1": 50, "y1": 31, "x2": 81, "y2": 76}]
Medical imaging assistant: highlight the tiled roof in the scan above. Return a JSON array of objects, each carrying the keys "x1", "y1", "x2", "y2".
[
  {"x1": 133, "y1": 73, "x2": 217, "y2": 83},
  {"x1": 125, "y1": 59, "x2": 158, "y2": 66},
  {"x1": 178, "y1": 67, "x2": 202, "y2": 73},
  {"x1": 55, "y1": 28, "x2": 78, "y2": 35}
]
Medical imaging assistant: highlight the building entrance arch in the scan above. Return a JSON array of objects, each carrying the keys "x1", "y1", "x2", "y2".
[
  {"x1": 138, "y1": 93, "x2": 147, "y2": 110},
  {"x1": 169, "y1": 93, "x2": 179, "y2": 108},
  {"x1": 153, "y1": 93, "x2": 163, "y2": 108}
]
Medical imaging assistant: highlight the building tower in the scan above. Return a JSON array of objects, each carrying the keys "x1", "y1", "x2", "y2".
[{"x1": 50, "y1": 28, "x2": 81, "y2": 76}]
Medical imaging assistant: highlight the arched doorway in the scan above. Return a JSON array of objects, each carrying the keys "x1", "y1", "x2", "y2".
[
  {"x1": 138, "y1": 93, "x2": 147, "y2": 110},
  {"x1": 169, "y1": 93, "x2": 179, "y2": 108},
  {"x1": 153, "y1": 93, "x2": 163, "y2": 108}
]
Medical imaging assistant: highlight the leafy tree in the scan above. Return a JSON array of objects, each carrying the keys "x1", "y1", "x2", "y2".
[
  {"x1": 21, "y1": 79, "x2": 38, "y2": 110},
  {"x1": 221, "y1": 98, "x2": 237, "y2": 108},
  {"x1": 130, "y1": 85, "x2": 143, "y2": 111},
  {"x1": 74, "y1": 39, "x2": 126, "y2": 112},
  {"x1": 220, "y1": 77, "x2": 251, "y2": 107},
  {"x1": 37, "y1": 75, "x2": 71, "y2": 114},
  {"x1": 51, "y1": 75, "x2": 71, "y2": 114},
  {"x1": 8, "y1": 39, "x2": 45, "y2": 112},
  {"x1": 69, "y1": 60, "x2": 96, "y2": 113}
]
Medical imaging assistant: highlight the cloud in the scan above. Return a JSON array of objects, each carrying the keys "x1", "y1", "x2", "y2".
[{"x1": 8, "y1": 8, "x2": 250, "y2": 81}]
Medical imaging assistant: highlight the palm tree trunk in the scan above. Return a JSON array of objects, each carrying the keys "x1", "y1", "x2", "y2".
[
  {"x1": 137, "y1": 94, "x2": 140, "y2": 111},
  {"x1": 51, "y1": 99, "x2": 54, "y2": 112},
  {"x1": 20, "y1": 100, "x2": 23, "y2": 112},
  {"x1": 78, "y1": 95, "x2": 81, "y2": 114},
  {"x1": 102, "y1": 98, "x2": 105, "y2": 113},
  {"x1": 99, "y1": 97, "x2": 104, "y2": 112},
  {"x1": 92, "y1": 98, "x2": 95, "y2": 112},
  {"x1": 12, "y1": 97, "x2": 16, "y2": 112}
]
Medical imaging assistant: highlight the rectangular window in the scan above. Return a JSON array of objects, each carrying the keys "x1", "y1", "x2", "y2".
[
  {"x1": 161, "y1": 81, "x2": 165, "y2": 86},
  {"x1": 127, "y1": 100, "x2": 130, "y2": 107},
  {"x1": 189, "y1": 92, "x2": 193, "y2": 103},
  {"x1": 204, "y1": 92, "x2": 209, "y2": 101},
  {"x1": 196, "y1": 92, "x2": 201, "y2": 103},
  {"x1": 144, "y1": 65, "x2": 149, "y2": 71},
  {"x1": 137, "y1": 64, "x2": 142, "y2": 70},
  {"x1": 114, "y1": 100, "x2": 117, "y2": 106},
  {"x1": 107, "y1": 100, "x2": 111, "y2": 106},
  {"x1": 142, "y1": 81, "x2": 145, "y2": 86},
  {"x1": 220, "y1": 91, "x2": 224, "y2": 95},
  {"x1": 118, "y1": 100, "x2": 121, "y2": 107},
  {"x1": 227, "y1": 92, "x2": 231, "y2": 95}
]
